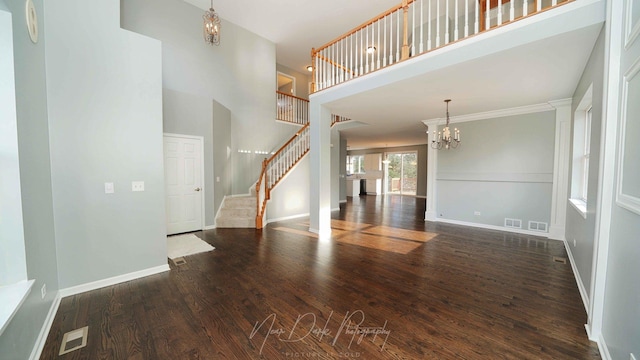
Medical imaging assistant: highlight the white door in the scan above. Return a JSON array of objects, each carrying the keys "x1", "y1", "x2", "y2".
[{"x1": 164, "y1": 134, "x2": 204, "y2": 235}]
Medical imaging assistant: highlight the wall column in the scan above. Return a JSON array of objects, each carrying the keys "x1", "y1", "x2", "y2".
[
  {"x1": 548, "y1": 99, "x2": 572, "y2": 240},
  {"x1": 423, "y1": 120, "x2": 439, "y2": 221},
  {"x1": 309, "y1": 101, "x2": 332, "y2": 237}
]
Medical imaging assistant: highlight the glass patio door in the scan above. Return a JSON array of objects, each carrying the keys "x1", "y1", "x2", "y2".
[{"x1": 386, "y1": 152, "x2": 417, "y2": 195}]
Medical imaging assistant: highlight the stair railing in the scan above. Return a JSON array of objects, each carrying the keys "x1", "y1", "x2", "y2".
[
  {"x1": 256, "y1": 123, "x2": 310, "y2": 228},
  {"x1": 276, "y1": 91, "x2": 309, "y2": 125}
]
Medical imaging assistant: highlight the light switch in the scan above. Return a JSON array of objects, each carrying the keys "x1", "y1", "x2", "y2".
[
  {"x1": 132, "y1": 181, "x2": 145, "y2": 192},
  {"x1": 216, "y1": 176, "x2": 220, "y2": 183},
  {"x1": 105, "y1": 182, "x2": 114, "y2": 194}
]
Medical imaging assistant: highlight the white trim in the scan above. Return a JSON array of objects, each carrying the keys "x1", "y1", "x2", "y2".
[
  {"x1": 277, "y1": 71, "x2": 296, "y2": 96},
  {"x1": 615, "y1": 57, "x2": 640, "y2": 215},
  {"x1": 204, "y1": 225, "x2": 216, "y2": 230},
  {"x1": 275, "y1": 119, "x2": 305, "y2": 127},
  {"x1": 266, "y1": 213, "x2": 310, "y2": 225},
  {"x1": 569, "y1": 198, "x2": 588, "y2": 219},
  {"x1": 563, "y1": 239, "x2": 590, "y2": 313},
  {"x1": 339, "y1": 199, "x2": 347, "y2": 203},
  {"x1": 422, "y1": 101, "x2": 559, "y2": 125},
  {"x1": 596, "y1": 333, "x2": 612, "y2": 360},
  {"x1": 28, "y1": 292, "x2": 62, "y2": 360},
  {"x1": 436, "y1": 217, "x2": 561, "y2": 239},
  {"x1": 549, "y1": 100, "x2": 572, "y2": 243},
  {"x1": 58, "y1": 264, "x2": 170, "y2": 298},
  {"x1": 624, "y1": 0, "x2": 640, "y2": 49},
  {"x1": 163, "y1": 133, "x2": 207, "y2": 232},
  {"x1": 437, "y1": 172, "x2": 552, "y2": 183}
]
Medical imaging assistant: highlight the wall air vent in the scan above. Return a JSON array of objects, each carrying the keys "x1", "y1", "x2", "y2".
[
  {"x1": 528, "y1": 221, "x2": 549, "y2": 232},
  {"x1": 504, "y1": 218, "x2": 522, "y2": 229}
]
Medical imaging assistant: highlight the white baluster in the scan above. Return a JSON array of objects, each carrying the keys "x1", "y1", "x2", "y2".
[
  {"x1": 411, "y1": 1, "x2": 415, "y2": 57},
  {"x1": 475, "y1": 0, "x2": 479, "y2": 34},
  {"x1": 510, "y1": 0, "x2": 515, "y2": 21},
  {"x1": 455, "y1": 0, "x2": 459, "y2": 41},
  {"x1": 350, "y1": 34, "x2": 353, "y2": 80},
  {"x1": 384, "y1": 15, "x2": 388, "y2": 67},
  {"x1": 464, "y1": 0, "x2": 469, "y2": 37},
  {"x1": 420, "y1": 0, "x2": 424, "y2": 54},
  {"x1": 445, "y1": 0, "x2": 450, "y2": 44},
  {"x1": 360, "y1": 28, "x2": 365, "y2": 75},
  {"x1": 428, "y1": 0, "x2": 432, "y2": 50},
  {"x1": 552, "y1": 0, "x2": 558, "y2": 5},
  {"x1": 365, "y1": 25, "x2": 369, "y2": 73},
  {"x1": 389, "y1": 13, "x2": 394, "y2": 64},
  {"x1": 498, "y1": 0, "x2": 503, "y2": 26},
  {"x1": 377, "y1": 20, "x2": 381, "y2": 69},
  {"x1": 354, "y1": 31, "x2": 359, "y2": 77},
  {"x1": 370, "y1": 23, "x2": 375, "y2": 71},
  {"x1": 537, "y1": 0, "x2": 542, "y2": 12},
  {"x1": 436, "y1": 0, "x2": 441, "y2": 47},
  {"x1": 396, "y1": 10, "x2": 400, "y2": 62},
  {"x1": 486, "y1": 0, "x2": 490, "y2": 30}
]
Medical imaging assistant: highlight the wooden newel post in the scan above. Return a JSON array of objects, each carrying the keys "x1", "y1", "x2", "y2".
[
  {"x1": 401, "y1": 0, "x2": 410, "y2": 60},
  {"x1": 310, "y1": 48, "x2": 316, "y2": 93}
]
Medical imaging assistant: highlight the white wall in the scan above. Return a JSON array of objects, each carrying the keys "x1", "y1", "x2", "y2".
[
  {"x1": 266, "y1": 156, "x2": 310, "y2": 222},
  {"x1": 436, "y1": 111, "x2": 555, "y2": 229},
  {"x1": 121, "y1": 0, "x2": 297, "y2": 194},
  {"x1": 45, "y1": 0, "x2": 167, "y2": 288}
]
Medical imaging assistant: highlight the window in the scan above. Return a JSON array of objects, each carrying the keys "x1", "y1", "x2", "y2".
[
  {"x1": 346, "y1": 155, "x2": 365, "y2": 174},
  {"x1": 570, "y1": 84, "x2": 593, "y2": 218}
]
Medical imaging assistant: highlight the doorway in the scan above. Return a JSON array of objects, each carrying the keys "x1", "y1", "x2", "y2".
[
  {"x1": 385, "y1": 152, "x2": 418, "y2": 195},
  {"x1": 163, "y1": 134, "x2": 205, "y2": 235},
  {"x1": 277, "y1": 72, "x2": 296, "y2": 95}
]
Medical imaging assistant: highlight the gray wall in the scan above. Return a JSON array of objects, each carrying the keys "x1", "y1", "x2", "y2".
[
  {"x1": 348, "y1": 144, "x2": 428, "y2": 197},
  {"x1": 436, "y1": 112, "x2": 555, "y2": 228},
  {"x1": 213, "y1": 100, "x2": 232, "y2": 220},
  {"x1": 122, "y1": 0, "x2": 297, "y2": 195},
  {"x1": 276, "y1": 63, "x2": 311, "y2": 99},
  {"x1": 565, "y1": 28, "x2": 605, "y2": 298},
  {"x1": 45, "y1": 0, "x2": 167, "y2": 288},
  {"x1": 0, "y1": 1, "x2": 60, "y2": 359},
  {"x1": 267, "y1": 156, "x2": 310, "y2": 222}
]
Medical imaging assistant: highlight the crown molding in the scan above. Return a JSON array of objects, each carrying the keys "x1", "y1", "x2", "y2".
[{"x1": 421, "y1": 100, "x2": 568, "y2": 126}]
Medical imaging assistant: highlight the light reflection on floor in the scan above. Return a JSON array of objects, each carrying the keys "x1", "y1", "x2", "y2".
[{"x1": 273, "y1": 219, "x2": 437, "y2": 255}]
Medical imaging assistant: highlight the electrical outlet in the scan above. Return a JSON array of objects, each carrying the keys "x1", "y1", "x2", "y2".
[
  {"x1": 474, "y1": 211, "x2": 481, "y2": 216},
  {"x1": 41, "y1": 283, "x2": 46, "y2": 299},
  {"x1": 104, "y1": 182, "x2": 114, "y2": 194},
  {"x1": 132, "y1": 181, "x2": 145, "y2": 192},
  {"x1": 574, "y1": 239, "x2": 577, "y2": 247},
  {"x1": 216, "y1": 176, "x2": 220, "y2": 182}
]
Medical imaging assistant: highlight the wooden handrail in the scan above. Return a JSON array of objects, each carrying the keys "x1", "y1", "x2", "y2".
[
  {"x1": 312, "y1": 0, "x2": 416, "y2": 54},
  {"x1": 276, "y1": 90, "x2": 309, "y2": 103},
  {"x1": 265, "y1": 123, "x2": 309, "y2": 165},
  {"x1": 315, "y1": 53, "x2": 356, "y2": 76}
]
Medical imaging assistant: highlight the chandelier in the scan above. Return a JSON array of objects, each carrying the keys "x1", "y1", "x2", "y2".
[
  {"x1": 203, "y1": 0, "x2": 221, "y2": 46},
  {"x1": 431, "y1": 99, "x2": 460, "y2": 150}
]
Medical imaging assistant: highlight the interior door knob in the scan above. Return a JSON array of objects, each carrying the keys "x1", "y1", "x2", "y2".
[{"x1": 195, "y1": 187, "x2": 201, "y2": 192}]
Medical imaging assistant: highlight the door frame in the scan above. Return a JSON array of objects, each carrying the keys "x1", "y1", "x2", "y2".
[
  {"x1": 163, "y1": 133, "x2": 206, "y2": 232},
  {"x1": 277, "y1": 71, "x2": 296, "y2": 95}
]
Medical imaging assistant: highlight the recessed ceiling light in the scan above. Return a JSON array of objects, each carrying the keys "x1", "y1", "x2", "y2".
[
  {"x1": 306, "y1": 65, "x2": 313, "y2": 72},
  {"x1": 366, "y1": 46, "x2": 376, "y2": 54}
]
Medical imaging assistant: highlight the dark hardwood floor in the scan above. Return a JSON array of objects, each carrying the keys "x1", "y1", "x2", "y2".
[{"x1": 40, "y1": 195, "x2": 600, "y2": 359}]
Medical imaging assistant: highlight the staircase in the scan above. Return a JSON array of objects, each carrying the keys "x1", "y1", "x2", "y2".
[{"x1": 215, "y1": 193, "x2": 257, "y2": 228}]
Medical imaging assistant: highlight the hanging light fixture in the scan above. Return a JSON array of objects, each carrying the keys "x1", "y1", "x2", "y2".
[
  {"x1": 431, "y1": 99, "x2": 460, "y2": 150},
  {"x1": 203, "y1": 0, "x2": 221, "y2": 46}
]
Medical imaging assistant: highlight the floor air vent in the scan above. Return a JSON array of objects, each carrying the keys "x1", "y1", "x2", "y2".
[
  {"x1": 172, "y1": 257, "x2": 187, "y2": 266},
  {"x1": 553, "y1": 256, "x2": 567, "y2": 264},
  {"x1": 59, "y1": 326, "x2": 88, "y2": 355},
  {"x1": 529, "y1": 221, "x2": 549, "y2": 232},
  {"x1": 504, "y1": 218, "x2": 522, "y2": 229}
]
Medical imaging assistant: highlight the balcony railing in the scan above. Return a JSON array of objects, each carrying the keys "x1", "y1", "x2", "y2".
[
  {"x1": 311, "y1": 0, "x2": 572, "y2": 92},
  {"x1": 276, "y1": 91, "x2": 309, "y2": 125}
]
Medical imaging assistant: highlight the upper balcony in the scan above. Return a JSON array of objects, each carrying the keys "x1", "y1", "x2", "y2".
[{"x1": 310, "y1": 0, "x2": 601, "y2": 93}]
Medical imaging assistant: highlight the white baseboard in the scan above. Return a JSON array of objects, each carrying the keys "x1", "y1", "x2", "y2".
[
  {"x1": 331, "y1": 207, "x2": 340, "y2": 212},
  {"x1": 203, "y1": 225, "x2": 216, "y2": 230},
  {"x1": 436, "y1": 218, "x2": 555, "y2": 238},
  {"x1": 563, "y1": 239, "x2": 590, "y2": 313},
  {"x1": 266, "y1": 213, "x2": 310, "y2": 225},
  {"x1": 59, "y1": 264, "x2": 170, "y2": 298},
  {"x1": 596, "y1": 333, "x2": 612, "y2": 360},
  {"x1": 339, "y1": 200, "x2": 347, "y2": 203},
  {"x1": 28, "y1": 292, "x2": 62, "y2": 360}
]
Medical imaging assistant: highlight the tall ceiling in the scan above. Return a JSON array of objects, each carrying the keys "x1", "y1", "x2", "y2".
[
  {"x1": 184, "y1": 0, "x2": 604, "y2": 149},
  {"x1": 184, "y1": 0, "x2": 401, "y2": 73}
]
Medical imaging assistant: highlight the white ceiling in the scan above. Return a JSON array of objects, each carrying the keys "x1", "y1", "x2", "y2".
[
  {"x1": 184, "y1": 0, "x2": 603, "y2": 149},
  {"x1": 184, "y1": 0, "x2": 401, "y2": 73}
]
